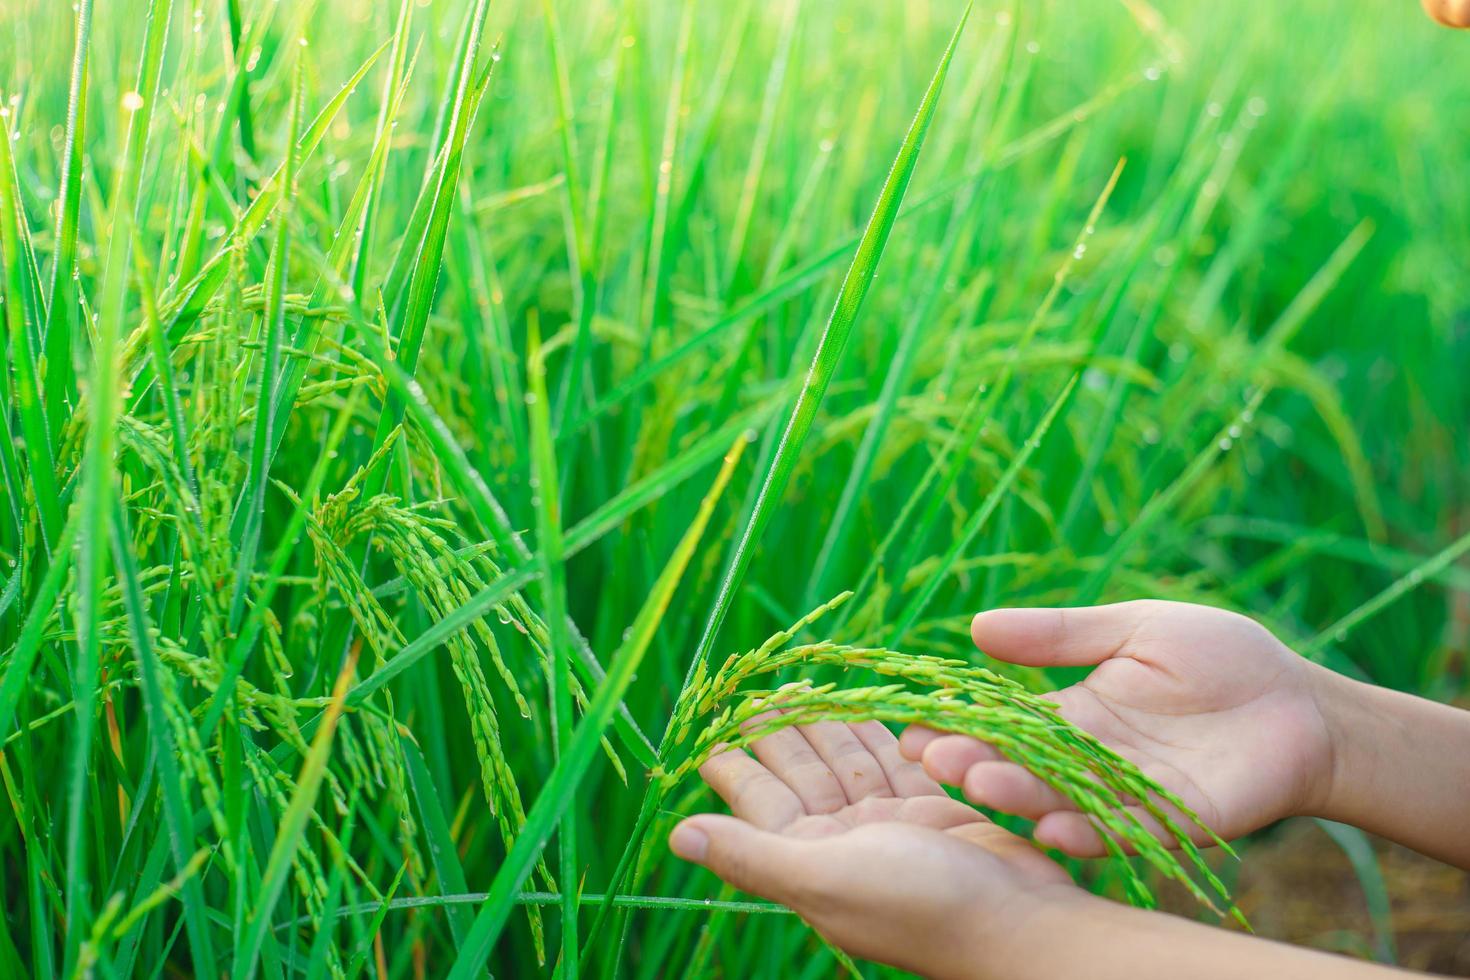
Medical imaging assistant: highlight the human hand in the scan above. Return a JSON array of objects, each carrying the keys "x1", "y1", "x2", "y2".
[
  {"x1": 668, "y1": 717, "x2": 1089, "y2": 980},
  {"x1": 901, "y1": 601, "x2": 1341, "y2": 856},
  {"x1": 1422, "y1": 0, "x2": 1470, "y2": 28}
]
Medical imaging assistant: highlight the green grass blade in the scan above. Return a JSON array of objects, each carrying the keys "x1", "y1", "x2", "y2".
[
  {"x1": 130, "y1": 230, "x2": 198, "y2": 499},
  {"x1": 562, "y1": 392, "x2": 785, "y2": 558},
  {"x1": 526, "y1": 319, "x2": 581, "y2": 975},
  {"x1": 65, "y1": 0, "x2": 174, "y2": 967},
  {"x1": 1303, "y1": 526, "x2": 1470, "y2": 659},
  {"x1": 229, "y1": 62, "x2": 304, "y2": 627},
  {"x1": 803, "y1": 177, "x2": 984, "y2": 610},
  {"x1": 109, "y1": 501, "x2": 217, "y2": 978},
  {"x1": 1314, "y1": 820, "x2": 1397, "y2": 964},
  {"x1": 0, "y1": 104, "x2": 62, "y2": 548},
  {"x1": 345, "y1": 566, "x2": 540, "y2": 709},
  {"x1": 446, "y1": 436, "x2": 748, "y2": 976},
  {"x1": 0, "y1": 509, "x2": 79, "y2": 742},
  {"x1": 344, "y1": 862, "x2": 406, "y2": 980},
  {"x1": 1078, "y1": 388, "x2": 1270, "y2": 603},
  {"x1": 234, "y1": 645, "x2": 361, "y2": 980},
  {"x1": 676, "y1": 0, "x2": 972, "y2": 711},
  {"x1": 349, "y1": 0, "x2": 415, "y2": 300},
  {"x1": 41, "y1": 0, "x2": 93, "y2": 442},
  {"x1": 150, "y1": 40, "x2": 388, "y2": 354},
  {"x1": 890, "y1": 373, "x2": 1080, "y2": 642},
  {"x1": 198, "y1": 387, "x2": 361, "y2": 743},
  {"x1": 400, "y1": 739, "x2": 472, "y2": 947},
  {"x1": 281, "y1": 891, "x2": 790, "y2": 929},
  {"x1": 361, "y1": 1, "x2": 490, "y2": 499}
]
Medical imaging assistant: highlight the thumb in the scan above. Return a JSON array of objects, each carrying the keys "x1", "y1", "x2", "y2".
[
  {"x1": 971, "y1": 602, "x2": 1151, "y2": 667},
  {"x1": 669, "y1": 814, "x2": 810, "y2": 903}
]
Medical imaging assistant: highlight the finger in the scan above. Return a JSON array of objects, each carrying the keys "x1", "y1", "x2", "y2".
[
  {"x1": 698, "y1": 747, "x2": 804, "y2": 830},
  {"x1": 796, "y1": 720, "x2": 893, "y2": 802},
  {"x1": 1422, "y1": 0, "x2": 1470, "y2": 28},
  {"x1": 971, "y1": 602, "x2": 1153, "y2": 667},
  {"x1": 919, "y1": 734, "x2": 1002, "y2": 785},
  {"x1": 960, "y1": 761, "x2": 1073, "y2": 820},
  {"x1": 668, "y1": 814, "x2": 813, "y2": 904},
  {"x1": 897, "y1": 724, "x2": 942, "y2": 761},
  {"x1": 744, "y1": 711, "x2": 847, "y2": 815},
  {"x1": 851, "y1": 721, "x2": 945, "y2": 797},
  {"x1": 1034, "y1": 804, "x2": 1216, "y2": 858}
]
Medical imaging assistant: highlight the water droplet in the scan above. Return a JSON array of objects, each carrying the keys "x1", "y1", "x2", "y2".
[
  {"x1": 1143, "y1": 66, "x2": 1162, "y2": 82},
  {"x1": 1217, "y1": 437, "x2": 1233, "y2": 451},
  {"x1": 1072, "y1": 243, "x2": 1087, "y2": 260},
  {"x1": 1246, "y1": 96, "x2": 1268, "y2": 117},
  {"x1": 121, "y1": 91, "x2": 145, "y2": 111},
  {"x1": 1025, "y1": 41, "x2": 1040, "y2": 54}
]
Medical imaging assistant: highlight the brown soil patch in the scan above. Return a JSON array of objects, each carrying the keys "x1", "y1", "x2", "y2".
[{"x1": 1158, "y1": 818, "x2": 1470, "y2": 975}]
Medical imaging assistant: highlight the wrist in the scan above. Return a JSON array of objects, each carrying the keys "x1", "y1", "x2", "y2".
[
  {"x1": 1301, "y1": 662, "x2": 1377, "y2": 823},
  {"x1": 948, "y1": 884, "x2": 1108, "y2": 980}
]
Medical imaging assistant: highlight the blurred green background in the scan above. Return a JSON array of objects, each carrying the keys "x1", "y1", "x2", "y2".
[{"x1": 0, "y1": 0, "x2": 1466, "y2": 975}]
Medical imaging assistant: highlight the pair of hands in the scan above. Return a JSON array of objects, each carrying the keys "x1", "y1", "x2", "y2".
[{"x1": 668, "y1": 601, "x2": 1343, "y2": 979}]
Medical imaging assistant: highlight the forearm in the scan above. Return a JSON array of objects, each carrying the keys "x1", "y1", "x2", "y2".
[
  {"x1": 962, "y1": 895, "x2": 1416, "y2": 980},
  {"x1": 1311, "y1": 667, "x2": 1470, "y2": 869}
]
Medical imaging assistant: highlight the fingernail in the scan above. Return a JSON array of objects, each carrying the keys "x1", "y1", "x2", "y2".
[{"x1": 669, "y1": 823, "x2": 709, "y2": 862}]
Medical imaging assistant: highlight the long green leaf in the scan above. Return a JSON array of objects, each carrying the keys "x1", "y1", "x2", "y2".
[
  {"x1": 109, "y1": 501, "x2": 217, "y2": 977},
  {"x1": 0, "y1": 102, "x2": 62, "y2": 548},
  {"x1": 890, "y1": 373, "x2": 1080, "y2": 642},
  {"x1": 199, "y1": 387, "x2": 362, "y2": 743},
  {"x1": 345, "y1": 565, "x2": 540, "y2": 709},
  {"x1": 526, "y1": 319, "x2": 580, "y2": 975},
  {"x1": 675, "y1": 1, "x2": 972, "y2": 701},
  {"x1": 41, "y1": 0, "x2": 94, "y2": 442},
  {"x1": 446, "y1": 436, "x2": 748, "y2": 975},
  {"x1": 148, "y1": 40, "x2": 389, "y2": 356},
  {"x1": 0, "y1": 509, "x2": 79, "y2": 742},
  {"x1": 234, "y1": 643, "x2": 360, "y2": 979},
  {"x1": 65, "y1": 0, "x2": 174, "y2": 967},
  {"x1": 361, "y1": 0, "x2": 491, "y2": 500},
  {"x1": 1303, "y1": 526, "x2": 1470, "y2": 658},
  {"x1": 229, "y1": 61, "x2": 305, "y2": 628},
  {"x1": 590, "y1": 10, "x2": 974, "y2": 954},
  {"x1": 400, "y1": 740, "x2": 472, "y2": 946}
]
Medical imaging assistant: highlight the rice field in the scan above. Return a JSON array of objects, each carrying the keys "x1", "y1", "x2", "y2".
[{"x1": 0, "y1": 0, "x2": 1466, "y2": 976}]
